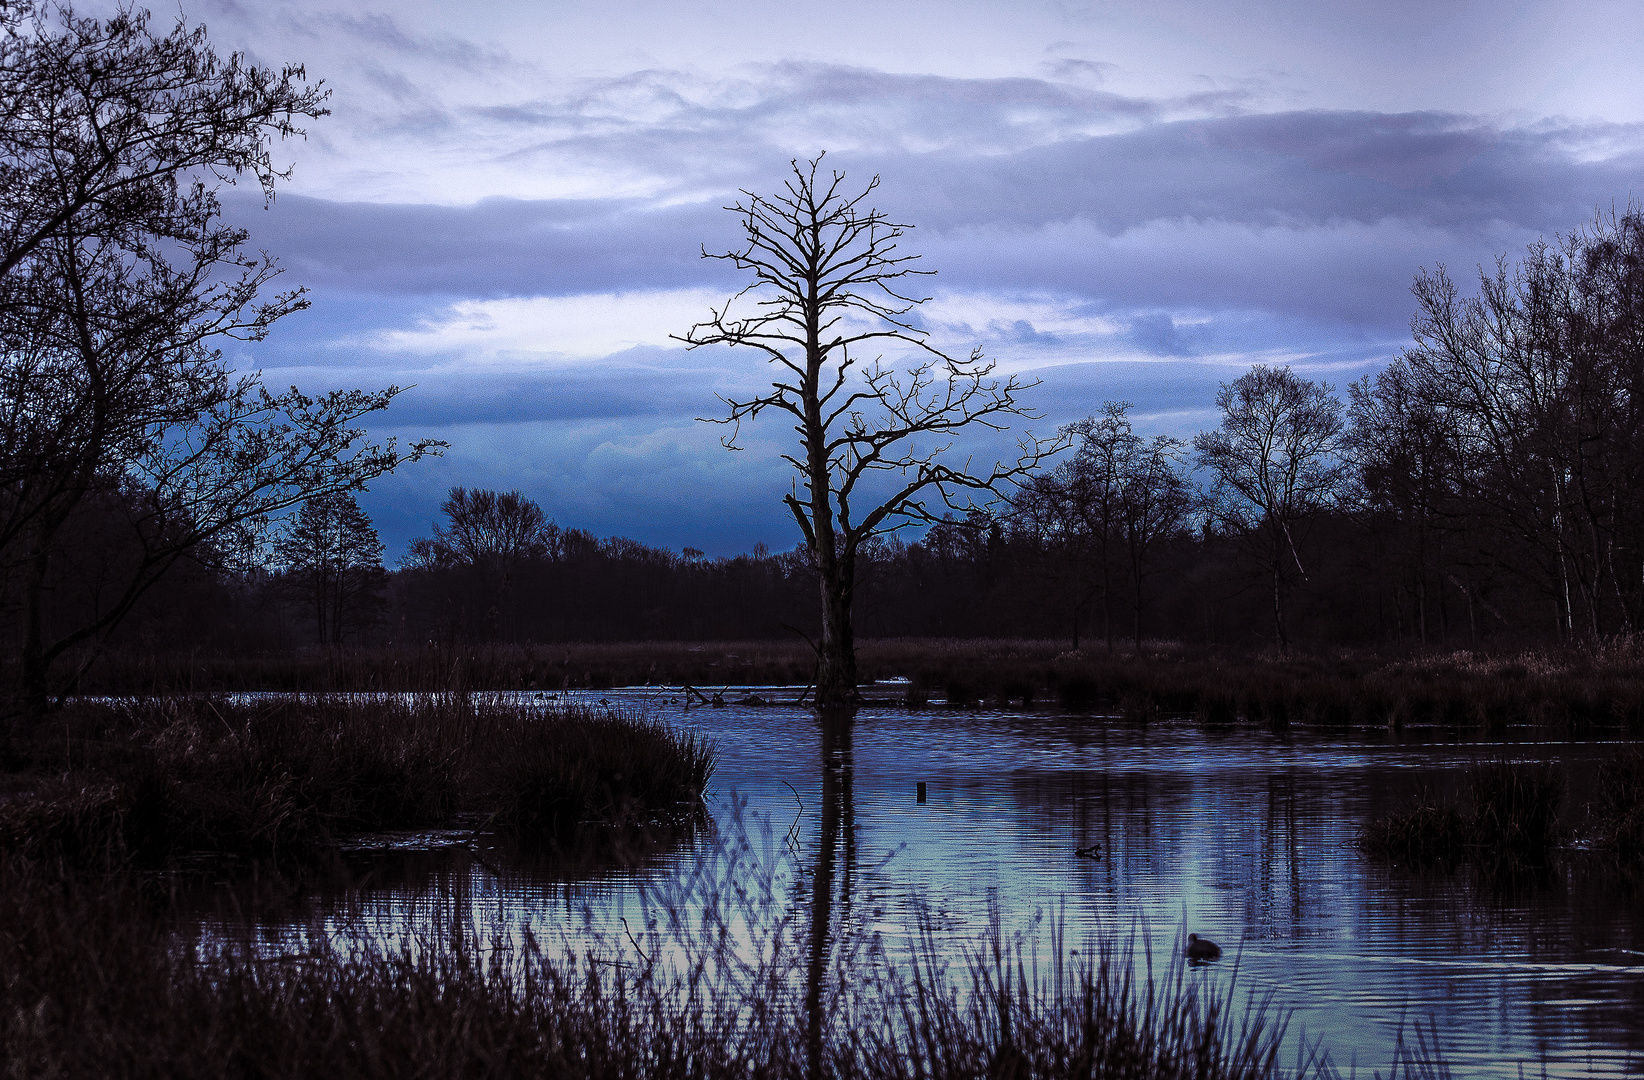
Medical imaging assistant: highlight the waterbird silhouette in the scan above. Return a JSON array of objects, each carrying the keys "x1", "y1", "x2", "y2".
[{"x1": 1185, "y1": 934, "x2": 1222, "y2": 961}]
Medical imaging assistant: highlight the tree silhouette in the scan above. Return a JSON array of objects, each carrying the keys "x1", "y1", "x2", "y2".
[
  {"x1": 275, "y1": 492, "x2": 386, "y2": 645},
  {"x1": 1194, "y1": 366, "x2": 1345, "y2": 650},
  {"x1": 0, "y1": 5, "x2": 436, "y2": 721},
  {"x1": 678, "y1": 157, "x2": 1054, "y2": 704}
]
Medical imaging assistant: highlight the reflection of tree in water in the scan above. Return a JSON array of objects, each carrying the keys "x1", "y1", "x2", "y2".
[{"x1": 805, "y1": 706, "x2": 857, "y2": 1080}]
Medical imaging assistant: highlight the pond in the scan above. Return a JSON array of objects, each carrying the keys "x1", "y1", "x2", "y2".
[{"x1": 229, "y1": 689, "x2": 1644, "y2": 1077}]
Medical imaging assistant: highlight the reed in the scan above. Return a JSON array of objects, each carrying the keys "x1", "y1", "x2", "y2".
[
  {"x1": 1592, "y1": 748, "x2": 1644, "y2": 856},
  {"x1": 488, "y1": 711, "x2": 716, "y2": 833},
  {"x1": 0, "y1": 849, "x2": 1427, "y2": 1080}
]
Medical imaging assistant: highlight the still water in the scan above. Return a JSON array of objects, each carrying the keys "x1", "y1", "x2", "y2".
[{"x1": 251, "y1": 690, "x2": 1644, "y2": 1076}]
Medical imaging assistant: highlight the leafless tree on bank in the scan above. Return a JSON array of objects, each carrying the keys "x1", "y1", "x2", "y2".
[{"x1": 677, "y1": 157, "x2": 1057, "y2": 705}]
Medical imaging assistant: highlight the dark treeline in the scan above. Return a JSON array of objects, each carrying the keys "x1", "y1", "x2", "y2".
[{"x1": 11, "y1": 208, "x2": 1644, "y2": 677}]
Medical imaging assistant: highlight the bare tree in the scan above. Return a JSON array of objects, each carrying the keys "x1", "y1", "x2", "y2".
[
  {"x1": 1345, "y1": 361, "x2": 1475, "y2": 643},
  {"x1": 677, "y1": 157, "x2": 1054, "y2": 704},
  {"x1": 0, "y1": 5, "x2": 436, "y2": 721},
  {"x1": 1397, "y1": 208, "x2": 1644, "y2": 638},
  {"x1": 1061, "y1": 404, "x2": 1136, "y2": 651},
  {"x1": 0, "y1": 4, "x2": 325, "y2": 282},
  {"x1": 1006, "y1": 460, "x2": 1104, "y2": 650},
  {"x1": 413, "y1": 487, "x2": 557, "y2": 577},
  {"x1": 1194, "y1": 365, "x2": 1346, "y2": 650},
  {"x1": 1009, "y1": 401, "x2": 1191, "y2": 652},
  {"x1": 1007, "y1": 403, "x2": 1130, "y2": 650},
  {"x1": 400, "y1": 488, "x2": 558, "y2": 641},
  {"x1": 1116, "y1": 428, "x2": 1192, "y2": 652}
]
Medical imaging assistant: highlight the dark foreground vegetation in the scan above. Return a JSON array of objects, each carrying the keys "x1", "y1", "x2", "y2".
[
  {"x1": 0, "y1": 696, "x2": 713, "y2": 870},
  {"x1": 0, "y1": 850, "x2": 1452, "y2": 1080}
]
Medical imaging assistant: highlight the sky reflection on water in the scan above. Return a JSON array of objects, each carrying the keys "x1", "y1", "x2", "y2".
[{"x1": 244, "y1": 690, "x2": 1643, "y2": 1077}]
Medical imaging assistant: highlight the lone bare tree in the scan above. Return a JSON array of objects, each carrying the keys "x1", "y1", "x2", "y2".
[
  {"x1": 1194, "y1": 365, "x2": 1345, "y2": 650},
  {"x1": 678, "y1": 157, "x2": 1052, "y2": 704}
]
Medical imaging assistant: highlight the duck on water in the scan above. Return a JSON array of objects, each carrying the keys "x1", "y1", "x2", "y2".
[{"x1": 1185, "y1": 934, "x2": 1222, "y2": 961}]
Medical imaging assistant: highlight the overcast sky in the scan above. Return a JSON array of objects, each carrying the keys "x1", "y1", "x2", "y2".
[{"x1": 121, "y1": 0, "x2": 1644, "y2": 555}]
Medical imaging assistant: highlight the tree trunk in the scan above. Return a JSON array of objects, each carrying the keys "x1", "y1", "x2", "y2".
[
  {"x1": 15, "y1": 537, "x2": 54, "y2": 725},
  {"x1": 816, "y1": 566, "x2": 857, "y2": 705},
  {"x1": 1131, "y1": 548, "x2": 1144, "y2": 654},
  {"x1": 1101, "y1": 558, "x2": 1113, "y2": 653},
  {"x1": 1271, "y1": 529, "x2": 1288, "y2": 651},
  {"x1": 1273, "y1": 562, "x2": 1287, "y2": 650},
  {"x1": 1416, "y1": 570, "x2": 1427, "y2": 648}
]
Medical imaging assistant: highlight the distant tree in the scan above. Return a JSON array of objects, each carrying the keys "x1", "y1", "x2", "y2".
[
  {"x1": 1009, "y1": 402, "x2": 1191, "y2": 651},
  {"x1": 402, "y1": 487, "x2": 556, "y2": 578},
  {"x1": 1007, "y1": 461, "x2": 1104, "y2": 650},
  {"x1": 1345, "y1": 362, "x2": 1472, "y2": 643},
  {"x1": 0, "y1": 5, "x2": 436, "y2": 722},
  {"x1": 1193, "y1": 366, "x2": 1346, "y2": 650},
  {"x1": 274, "y1": 492, "x2": 386, "y2": 644},
  {"x1": 1008, "y1": 406, "x2": 1126, "y2": 650},
  {"x1": 1115, "y1": 428, "x2": 1193, "y2": 651},
  {"x1": 677, "y1": 157, "x2": 1055, "y2": 705},
  {"x1": 399, "y1": 488, "x2": 558, "y2": 641}
]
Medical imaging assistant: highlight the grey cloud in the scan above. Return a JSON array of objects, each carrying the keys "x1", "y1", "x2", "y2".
[
  {"x1": 229, "y1": 194, "x2": 741, "y2": 297},
  {"x1": 877, "y1": 114, "x2": 1643, "y2": 237},
  {"x1": 374, "y1": 357, "x2": 724, "y2": 425},
  {"x1": 238, "y1": 107, "x2": 1637, "y2": 300},
  {"x1": 223, "y1": 61, "x2": 1643, "y2": 370},
  {"x1": 1122, "y1": 313, "x2": 1200, "y2": 357},
  {"x1": 310, "y1": 11, "x2": 516, "y2": 71}
]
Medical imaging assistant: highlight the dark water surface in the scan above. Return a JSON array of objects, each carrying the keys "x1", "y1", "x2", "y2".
[{"x1": 243, "y1": 690, "x2": 1644, "y2": 1077}]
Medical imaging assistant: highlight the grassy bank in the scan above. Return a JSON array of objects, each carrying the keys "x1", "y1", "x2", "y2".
[
  {"x1": 87, "y1": 638, "x2": 1644, "y2": 732},
  {"x1": 0, "y1": 695, "x2": 714, "y2": 869},
  {"x1": 0, "y1": 852, "x2": 1444, "y2": 1080}
]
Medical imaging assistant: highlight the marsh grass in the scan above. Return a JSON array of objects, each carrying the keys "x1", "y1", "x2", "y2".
[
  {"x1": 0, "y1": 696, "x2": 713, "y2": 869},
  {"x1": 0, "y1": 841, "x2": 1433, "y2": 1080},
  {"x1": 1359, "y1": 761, "x2": 1564, "y2": 866},
  {"x1": 488, "y1": 711, "x2": 716, "y2": 833}
]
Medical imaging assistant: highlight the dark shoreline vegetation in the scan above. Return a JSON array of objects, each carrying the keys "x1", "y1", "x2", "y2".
[
  {"x1": 0, "y1": 846, "x2": 1452, "y2": 1080},
  {"x1": 0, "y1": 696, "x2": 714, "y2": 871},
  {"x1": 88, "y1": 637, "x2": 1644, "y2": 733}
]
